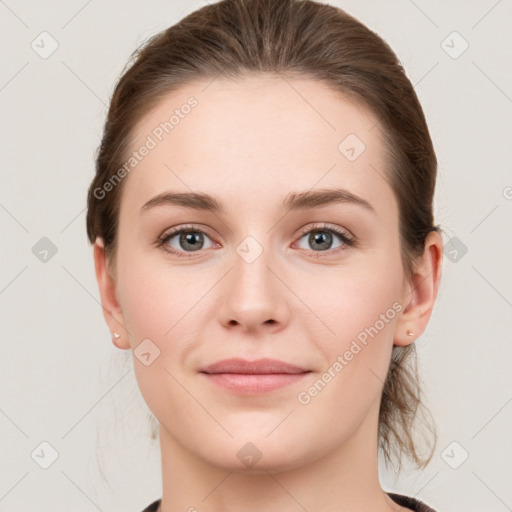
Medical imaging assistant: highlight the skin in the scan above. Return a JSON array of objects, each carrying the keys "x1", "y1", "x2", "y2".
[{"x1": 94, "y1": 75, "x2": 442, "y2": 512}]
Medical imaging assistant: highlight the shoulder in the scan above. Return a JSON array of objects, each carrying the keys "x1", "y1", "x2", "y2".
[
  {"x1": 141, "y1": 499, "x2": 161, "y2": 512},
  {"x1": 387, "y1": 492, "x2": 439, "y2": 512}
]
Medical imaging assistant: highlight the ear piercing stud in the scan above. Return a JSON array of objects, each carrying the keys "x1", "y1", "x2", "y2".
[
  {"x1": 406, "y1": 330, "x2": 414, "y2": 337},
  {"x1": 113, "y1": 332, "x2": 121, "y2": 339}
]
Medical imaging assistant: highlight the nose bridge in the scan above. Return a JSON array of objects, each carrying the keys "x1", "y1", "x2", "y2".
[{"x1": 218, "y1": 233, "x2": 288, "y2": 331}]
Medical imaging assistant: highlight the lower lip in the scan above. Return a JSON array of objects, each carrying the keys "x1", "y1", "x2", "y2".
[{"x1": 201, "y1": 372, "x2": 310, "y2": 394}]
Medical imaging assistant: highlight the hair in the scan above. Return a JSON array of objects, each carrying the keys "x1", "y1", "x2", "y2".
[{"x1": 86, "y1": 0, "x2": 440, "y2": 472}]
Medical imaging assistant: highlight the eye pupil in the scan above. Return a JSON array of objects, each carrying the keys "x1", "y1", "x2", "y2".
[
  {"x1": 181, "y1": 231, "x2": 203, "y2": 251},
  {"x1": 309, "y1": 231, "x2": 332, "y2": 251}
]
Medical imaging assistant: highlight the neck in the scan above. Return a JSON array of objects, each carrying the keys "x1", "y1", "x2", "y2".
[{"x1": 157, "y1": 405, "x2": 401, "y2": 512}]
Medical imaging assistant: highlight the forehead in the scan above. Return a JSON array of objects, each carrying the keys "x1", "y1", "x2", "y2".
[{"x1": 121, "y1": 74, "x2": 394, "y2": 219}]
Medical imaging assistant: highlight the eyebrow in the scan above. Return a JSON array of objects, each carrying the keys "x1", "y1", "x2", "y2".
[{"x1": 140, "y1": 187, "x2": 375, "y2": 215}]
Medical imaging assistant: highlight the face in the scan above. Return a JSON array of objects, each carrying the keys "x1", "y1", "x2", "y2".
[{"x1": 102, "y1": 75, "x2": 413, "y2": 473}]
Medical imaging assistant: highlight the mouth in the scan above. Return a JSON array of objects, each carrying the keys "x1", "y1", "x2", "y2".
[{"x1": 199, "y1": 358, "x2": 312, "y2": 394}]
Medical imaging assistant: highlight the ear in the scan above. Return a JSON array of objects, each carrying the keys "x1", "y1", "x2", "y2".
[
  {"x1": 93, "y1": 237, "x2": 130, "y2": 350},
  {"x1": 394, "y1": 230, "x2": 443, "y2": 346}
]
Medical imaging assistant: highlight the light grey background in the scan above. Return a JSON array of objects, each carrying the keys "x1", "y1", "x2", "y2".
[{"x1": 1, "y1": 1, "x2": 511, "y2": 511}]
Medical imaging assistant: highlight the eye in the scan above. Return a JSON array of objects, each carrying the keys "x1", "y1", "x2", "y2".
[
  {"x1": 157, "y1": 223, "x2": 355, "y2": 258},
  {"x1": 294, "y1": 224, "x2": 355, "y2": 255},
  {"x1": 158, "y1": 225, "x2": 216, "y2": 257}
]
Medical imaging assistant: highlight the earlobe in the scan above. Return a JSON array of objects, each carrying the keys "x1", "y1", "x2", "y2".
[
  {"x1": 394, "y1": 231, "x2": 443, "y2": 347},
  {"x1": 93, "y1": 237, "x2": 130, "y2": 350},
  {"x1": 111, "y1": 331, "x2": 129, "y2": 350}
]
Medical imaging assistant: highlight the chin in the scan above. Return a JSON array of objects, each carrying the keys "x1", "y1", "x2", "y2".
[
  {"x1": 195, "y1": 435, "x2": 314, "y2": 475},
  {"x1": 208, "y1": 451, "x2": 306, "y2": 475}
]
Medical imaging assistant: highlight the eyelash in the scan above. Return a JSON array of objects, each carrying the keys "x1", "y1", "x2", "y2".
[{"x1": 156, "y1": 223, "x2": 356, "y2": 259}]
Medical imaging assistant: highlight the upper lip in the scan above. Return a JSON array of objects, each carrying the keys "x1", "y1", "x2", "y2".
[{"x1": 200, "y1": 358, "x2": 309, "y2": 374}]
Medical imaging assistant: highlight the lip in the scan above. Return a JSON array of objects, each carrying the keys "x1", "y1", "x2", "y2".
[
  {"x1": 201, "y1": 357, "x2": 308, "y2": 374},
  {"x1": 200, "y1": 358, "x2": 311, "y2": 395}
]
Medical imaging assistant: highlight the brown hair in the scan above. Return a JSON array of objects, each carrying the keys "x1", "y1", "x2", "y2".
[{"x1": 86, "y1": 0, "x2": 439, "y2": 471}]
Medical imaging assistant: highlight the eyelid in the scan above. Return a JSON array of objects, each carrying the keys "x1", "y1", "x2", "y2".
[
  {"x1": 159, "y1": 223, "x2": 215, "y2": 241},
  {"x1": 295, "y1": 222, "x2": 354, "y2": 243}
]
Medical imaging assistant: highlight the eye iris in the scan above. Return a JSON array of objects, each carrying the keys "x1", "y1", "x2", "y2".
[
  {"x1": 180, "y1": 231, "x2": 204, "y2": 251},
  {"x1": 309, "y1": 231, "x2": 332, "y2": 251}
]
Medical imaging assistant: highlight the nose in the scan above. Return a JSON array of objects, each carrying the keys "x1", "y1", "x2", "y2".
[{"x1": 217, "y1": 242, "x2": 290, "y2": 334}]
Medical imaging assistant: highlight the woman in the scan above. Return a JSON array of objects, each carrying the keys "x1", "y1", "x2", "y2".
[{"x1": 86, "y1": 0, "x2": 443, "y2": 510}]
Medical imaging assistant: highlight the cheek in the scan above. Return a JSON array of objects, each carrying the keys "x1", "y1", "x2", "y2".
[
  {"x1": 115, "y1": 250, "x2": 203, "y2": 417},
  {"x1": 116, "y1": 247, "x2": 200, "y2": 339},
  {"x1": 115, "y1": 249, "x2": 211, "y2": 386},
  {"x1": 306, "y1": 243, "x2": 404, "y2": 377},
  {"x1": 293, "y1": 261, "x2": 402, "y2": 433}
]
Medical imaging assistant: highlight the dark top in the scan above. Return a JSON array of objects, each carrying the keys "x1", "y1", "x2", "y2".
[{"x1": 141, "y1": 492, "x2": 438, "y2": 511}]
